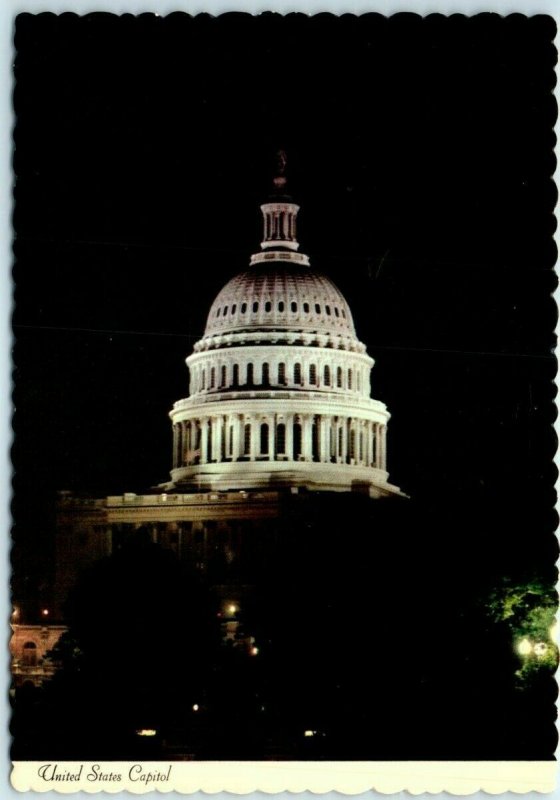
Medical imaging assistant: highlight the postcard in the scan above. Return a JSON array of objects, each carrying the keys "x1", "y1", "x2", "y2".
[{"x1": 8, "y1": 8, "x2": 557, "y2": 794}]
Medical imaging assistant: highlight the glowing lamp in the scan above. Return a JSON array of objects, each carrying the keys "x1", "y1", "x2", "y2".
[
  {"x1": 41, "y1": 609, "x2": 49, "y2": 617},
  {"x1": 228, "y1": 604, "x2": 237, "y2": 615},
  {"x1": 517, "y1": 638, "x2": 532, "y2": 656},
  {"x1": 192, "y1": 704, "x2": 199, "y2": 712},
  {"x1": 250, "y1": 646, "x2": 259, "y2": 656},
  {"x1": 135, "y1": 729, "x2": 157, "y2": 737},
  {"x1": 304, "y1": 730, "x2": 315, "y2": 737}
]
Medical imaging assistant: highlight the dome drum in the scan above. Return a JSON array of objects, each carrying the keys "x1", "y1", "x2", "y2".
[{"x1": 186, "y1": 346, "x2": 374, "y2": 399}]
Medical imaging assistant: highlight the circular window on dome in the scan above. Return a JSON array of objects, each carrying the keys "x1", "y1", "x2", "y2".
[
  {"x1": 303, "y1": 302, "x2": 310, "y2": 313},
  {"x1": 265, "y1": 301, "x2": 272, "y2": 312},
  {"x1": 315, "y1": 303, "x2": 321, "y2": 314},
  {"x1": 241, "y1": 302, "x2": 247, "y2": 314},
  {"x1": 291, "y1": 301, "x2": 297, "y2": 313},
  {"x1": 278, "y1": 301, "x2": 285, "y2": 312},
  {"x1": 253, "y1": 301, "x2": 259, "y2": 313}
]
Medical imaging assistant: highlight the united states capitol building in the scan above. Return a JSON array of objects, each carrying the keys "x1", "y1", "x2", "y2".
[{"x1": 13, "y1": 157, "x2": 405, "y2": 682}]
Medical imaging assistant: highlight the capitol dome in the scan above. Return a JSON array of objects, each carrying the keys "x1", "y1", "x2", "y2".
[
  {"x1": 203, "y1": 263, "x2": 356, "y2": 340},
  {"x1": 167, "y1": 158, "x2": 402, "y2": 498}
]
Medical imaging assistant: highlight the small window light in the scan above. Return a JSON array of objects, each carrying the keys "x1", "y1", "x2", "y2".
[{"x1": 136, "y1": 729, "x2": 157, "y2": 737}]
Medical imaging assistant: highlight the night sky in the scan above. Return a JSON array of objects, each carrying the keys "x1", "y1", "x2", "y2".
[{"x1": 12, "y1": 13, "x2": 557, "y2": 610}]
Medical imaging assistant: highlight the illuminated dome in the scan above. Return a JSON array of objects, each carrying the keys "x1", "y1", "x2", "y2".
[
  {"x1": 167, "y1": 154, "x2": 402, "y2": 498},
  {"x1": 203, "y1": 264, "x2": 357, "y2": 340}
]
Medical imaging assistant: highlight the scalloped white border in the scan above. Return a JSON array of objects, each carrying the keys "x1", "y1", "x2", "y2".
[{"x1": 3, "y1": 2, "x2": 558, "y2": 798}]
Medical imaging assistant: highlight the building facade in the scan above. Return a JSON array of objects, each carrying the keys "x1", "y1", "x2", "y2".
[{"x1": 17, "y1": 159, "x2": 405, "y2": 670}]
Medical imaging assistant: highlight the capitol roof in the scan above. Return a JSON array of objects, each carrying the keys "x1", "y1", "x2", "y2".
[{"x1": 204, "y1": 261, "x2": 356, "y2": 338}]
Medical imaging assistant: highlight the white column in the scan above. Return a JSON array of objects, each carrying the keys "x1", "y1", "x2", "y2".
[
  {"x1": 185, "y1": 422, "x2": 193, "y2": 467},
  {"x1": 285, "y1": 414, "x2": 294, "y2": 461},
  {"x1": 381, "y1": 425, "x2": 387, "y2": 470},
  {"x1": 172, "y1": 425, "x2": 179, "y2": 468},
  {"x1": 216, "y1": 416, "x2": 223, "y2": 462},
  {"x1": 232, "y1": 415, "x2": 241, "y2": 461},
  {"x1": 302, "y1": 415, "x2": 312, "y2": 461},
  {"x1": 266, "y1": 418, "x2": 272, "y2": 460},
  {"x1": 210, "y1": 417, "x2": 219, "y2": 462},
  {"x1": 341, "y1": 418, "x2": 348, "y2": 464},
  {"x1": 249, "y1": 418, "x2": 257, "y2": 461},
  {"x1": 319, "y1": 416, "x2": 328, "y2": 462},
  {"x1": 200, "y1": 419, "x2": 209, "y2": 464},
  {"x1": 365, "y1": 421, "x2": 372, "y2": 467}
]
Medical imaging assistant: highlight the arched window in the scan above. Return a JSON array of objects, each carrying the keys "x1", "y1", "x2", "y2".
[
  {"x1": 348, "y1": 368, "x2": 353, "y2": 389},
  {"x1": 262, "y1": 363, "x2": 270, "y2": 386},
  {"x1": 216, "y1": 307, "x2": 221, "y2": 317},
  {"x1": 246, "y1": 363, "x2": 254, "y2": 385},
  {"x1": 22, "y1": 642, "x2": 37, "y2": 667},
  {"x1": 265, "y1": 301, "x2": 272, "y2": 312},
  {"x1": 232, "y1": 364, "x2": 239, "y2": 387},
  {"x1": 278, "y1": 301, "x2": 285, "y2": 312},
  {"x1": 334, "y1": 307, "x2": 340, "y2": 317},
  {"x1": 303, "y1": 302, "x2": 310, "y2": 313},
  {"x1": 309, "y1": 364, "x2": 317, "y2": 385},
  {"x1": 294, "y1": 363, "x2": 302, "y2": 385},
  {"x1": 326, "y1": 305, "x2": 331, "y2": 315},
  {"x1": 291, "y1": 301, "x2": 297, "y2": 313},
  {"x1": 224, "y1": 305, "x2": 229, "y2": 316},
  {"x1": 244, "y1": 424, "x2": 251, "y2": 456},
  {"x1": 293, "y1": 422, "x2": 302, "y2": 459},
  {"x1": 278, "y1": 362, "x2": 286, "y2": 385},
  {"x1": 276, "y1": 423, "x2": 286, "y2": 454},
  {"x1": 260, "y1": 423, "x2": 269, "y2": 455},
  {"x1": 232, "y1": 304, "x2": 237, "y2": 314},
  {"x1": 324, "y1": 365, "x2": 331, "y2": 386},
  {"x1": 315, "y1": 303, "x2": 321, "y2": 314},
  {"x1": 337, "y1": 366, "x2": 342, "y2": 388},
  {"x1": 221, "y1": 365, "x2": 226, "y2": 387},
  {"x1": 241, "y1": 302, "x2": 247, "y2": 314},
  {"x1": 253, "y1": 301, "x2": 259, "y2": 313}
]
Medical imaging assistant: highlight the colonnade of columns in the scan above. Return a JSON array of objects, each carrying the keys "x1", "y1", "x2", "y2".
[
  {"x1": 172, "y1": 414, "x2": 387, "y2": 471},
  {"x1": 190, "y1": 356, "x2": 370, "y2": 397}
]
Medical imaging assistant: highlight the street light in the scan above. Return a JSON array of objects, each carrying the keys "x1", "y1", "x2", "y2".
[{"x1": 517, "y1": 638, "x2": 532, "y2": 656}]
